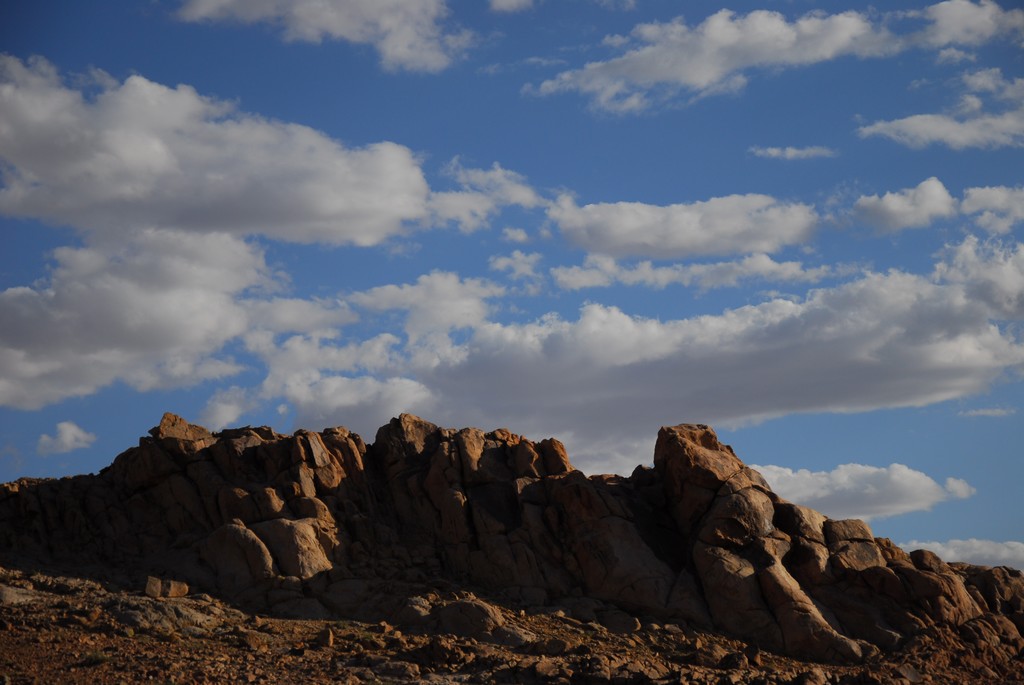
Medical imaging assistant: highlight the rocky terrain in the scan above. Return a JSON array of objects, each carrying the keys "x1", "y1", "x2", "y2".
[{"x1": 0, "y1": 413, "x2": 1022, "y2": 683}]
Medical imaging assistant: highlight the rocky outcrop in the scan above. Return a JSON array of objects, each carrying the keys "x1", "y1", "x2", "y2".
[{"x1": 1, "y1": 413, "x2": 1022, "y2": 667}]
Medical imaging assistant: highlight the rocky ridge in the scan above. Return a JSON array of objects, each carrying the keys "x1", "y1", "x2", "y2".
[{"x1": 1, "y1": 413, "x2": 1022, "y2": 683}]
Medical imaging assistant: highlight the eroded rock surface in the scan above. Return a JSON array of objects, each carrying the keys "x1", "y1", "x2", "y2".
[{"x1": 1, "y1": 413, "x2": 1022, "y2": 671}]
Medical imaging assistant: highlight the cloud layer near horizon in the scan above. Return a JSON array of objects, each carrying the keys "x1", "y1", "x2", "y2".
[
  {"x1": 755, "y1": 462, "x2": 975, "y2": 521},
  {"x1": 901, "y1": 538, "x2": 1024, "y2": 569}
]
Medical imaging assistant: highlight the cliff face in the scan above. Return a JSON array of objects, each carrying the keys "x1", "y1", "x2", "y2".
[{"x1": 1, "y1": 413, "x2": 1022, "y2": 665}]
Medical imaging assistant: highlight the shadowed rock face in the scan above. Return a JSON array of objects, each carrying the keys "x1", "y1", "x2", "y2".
[{"x1": 1, "y1": 413, "x2": 1022, "y2": 663}]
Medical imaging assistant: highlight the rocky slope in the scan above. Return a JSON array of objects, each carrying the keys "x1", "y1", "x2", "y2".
[{"x1": 1, "y1": 414, "x2": 1022, "y2": 683}]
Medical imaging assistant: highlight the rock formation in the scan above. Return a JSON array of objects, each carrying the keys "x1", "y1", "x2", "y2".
[{"x1": 1, "y1": 413, "x2": 1022, "y2": 668}]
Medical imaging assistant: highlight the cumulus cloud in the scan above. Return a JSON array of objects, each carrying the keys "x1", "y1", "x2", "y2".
[
  {"x1": 0, "y1": 229, "x2": 268, "y2": 409},
  {"x1": 242, "y1": 330, "x2": 421, "y2": 434},
  {"x1": 490, "y1": 251, "x2": 542, "y2": 281},
  {"x1": 241, "y1": 298, "x2": 356, "y2": 336},
  {"x1": 532, "y1": 8, "x2": 895, "y2": 111},
  {"x1": 0, "y1": 56, "x2": 433, "y2": 246},
  {"x1": 935, "y1": 235, "x2": 1024, "y2": 319},
  {"x1": 551, "y1": 253, "x2": 833, "y2": 291},
  {"x1": 502, "y1": 227, "x2": 530, "y2": 243},
  {"x1": 429, "y1": 159, "x2": 545, "y2": 232},
  {"x1": 287, "y1": 375, "x2": 436, "y2": 436},
  {"x1": 549, "y1": 194, "x2": 817, "y2": 258},
  {"x1": 961, "y1": 185, "x2": 1024, "y2": 234},
  {"x1": 935, "y1": 47, "x2": 976, "y2": 64},
  {"x1": 0, "y1": 57, "x2": 540, "y2": 248},
  {"x1": 960, "y1": 68, "x2": 1024, "y2": 100},
  {"x1": 37, "y1": 422, "x2": 97, "y2": 455},
  {"x1": 179, "y1": 0, "x2": 473, "y2": 72},
  {"x1": 901, "y1": 538, "x2": 1024, "y2": 569},
  {"x1": 853, "y1": 177, "x2": 958, "y2": 231},
  {"x1": 859, "y1": 68, "x2": 1024, "y2": 149},
  {"x1": 531, "y1": 2, "x2": 1024, "y2": 113},
  {"x1": 182, "y1": 246, "x2": 1024, "y2": 471},
  {"x1": 201, "y1": 386, "x2": 261, "y2": 431},
  {"x1": 858, "y1": 109, "x2": 1024, "y2": 149},
  {"x1": 396, "y1": 267, "x2": 1024, "y2": 470},
  {"x1": 749, "y1": 146, "x2": 837, "y2": 160},
  {"x1": 914, "y1": 0, "x2": 1024, "y2": 48},
  {"x1": 349, "y1": 271, "x2": 505, "y2": 344},
  {"x1": 754, "y1": 462, "x2": 975, "y2": 520}
]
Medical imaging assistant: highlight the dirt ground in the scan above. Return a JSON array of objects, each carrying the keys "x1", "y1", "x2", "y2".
[{"x1": 0, "y1": 559, "x2": 1019, "y2": 685}]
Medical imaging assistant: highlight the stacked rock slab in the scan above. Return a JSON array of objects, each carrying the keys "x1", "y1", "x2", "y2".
[{"x1": 0, "y1": 413, "x2": 1022, "y2": 664}]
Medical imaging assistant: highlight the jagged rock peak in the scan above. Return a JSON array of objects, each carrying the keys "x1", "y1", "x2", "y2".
[
  {"x1": 149, "y1": 411, "x2": 215, "y2": 442},
  {"x1": 1, "y1": 413, "x2": 1022, "y2": 667}
]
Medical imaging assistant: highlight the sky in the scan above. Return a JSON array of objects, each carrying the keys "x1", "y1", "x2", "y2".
[{"x1": 1, "y1": 0, "x2": 1023, "y2": 569}]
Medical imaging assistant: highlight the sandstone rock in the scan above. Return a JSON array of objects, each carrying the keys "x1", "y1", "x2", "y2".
[
  {"x1": 150, "y1": 412, "x2": 214, "y2": 443},
  {"x1": 698, "y1": 486, "x2": 775, "y2": 548},
  {"x1": 774, "y1": 502, "x2": 827, "y2": 545},
  {"x1": 202, "y1": 522, "x2": 276, "y2": 591},
  {"x1": 145, "y1": 576, "x2": 189, "y2": 599},
  {"x1": 694, "y1": 541, "x2": 784, "y2": 651},
  {"x1": 436, "y1": 598, "x2": 504, "y2": 638},
  {"x1": 250, "y1": 518, "x2": 332, "y2": 580},
  {"x1": 2, "y1": 412, "x2": 1022, "y2": 670},
  {"x1": 0, "y1": 584, "x2": 40, "y2": 606}
]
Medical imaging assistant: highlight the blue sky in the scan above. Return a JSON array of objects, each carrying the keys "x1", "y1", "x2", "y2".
[{"x1": 1, "y1": 0, "x2": 1023, "y2": 568}]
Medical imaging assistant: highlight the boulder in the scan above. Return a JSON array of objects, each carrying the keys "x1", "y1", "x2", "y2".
[{"x1": 249, "y1": 518, "x2": 333, "y2": 580}]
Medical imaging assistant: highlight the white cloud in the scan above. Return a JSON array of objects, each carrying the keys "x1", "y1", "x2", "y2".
[
  {"x1": 853, "y1": 177, "x2": 958, "y2": 231},
  {"x1": 901, "y1": 538, "x2": 1024, "y2": 569},
  {"x1": 915, "y1": 0, "x2": 1024, "y2": 48},
  {"x1": 749, "y1": 146, "x2": 837, "y2": 160},
  {"x1": 502, "y1": 227, "x2": 530, "y2": 243},
  {"x1": 958, "y1": 407, "x2": 1016, "y2": 417},
  {"x1": 36, "y1": 421, "x2": 97, "y2": 455},
  {"x1": 858, "y1": 109, "x2": 1024, "y2": 149},
  {"x1": 532, "y1": 8, "x2": 896, "y2": 111},
  {"x1": 0, "y1": 56, "x2": 432, "y2": 246},
  {"x1": 429, "y1": 159, "x2": 545, "y2": 232},
  {"x1": 490, "y1": 0, "x2": 532, "y2": 12},
  {"x1": 858, "y1": 68, "x2": 1024, "y2": 149},
  {"x1": 250, "y1": 332, "x2": 402, "y2": 397},
  {"x1": 201, "y1": 386, "x2": 260, "y2": 431},
  {"x1": 400, "y1": 268, "x2": 1024, "y2": 471},
  {"x1": 199, "y1": 251, "x2": 1024, "y2": 471},
  {"x1": 531, "y1": 3, "x2": 1024, "y2": 113},
  {"x1": 754, "y1": 462, "x2": 975, "y2": 520},
  {"x1": 241, "y1": 331, "x2": 417, "y2": 433},
  {"x1": 961, "y1": 185, "x2": 1024, "y2": 234},
  {"x1": 552, "y1": 253, "x2": 833, "y2": 291},
  {"x1": 288, "y1": 375, "x2": 435, "y2": 436},
  {"x1": 490, "y1": 251, "x2": 542, "y2": 281},
  {"x1": 935, "y1": 235, "x2": 1024, "y2": 319},
  {"x1": 936, "y1": 47, "x2": 975, "y2": 64},
  {"x1": 242, "y1": 298, "x2": 356, "y2": 335},
  {"x1": 348, "y1": 271, "x2": 505, "y2": 343},
  {"x1": 549, "y1": 194, "x2": 817, "y2": 258},
  {"x1": 179, "y1": 0, "x2": 473, "y2": 72},
  {"x1": 960, "y1": 68, "x2": 1024, "y2": 100},
  {"x1": 0, "y1": 229, "x2": 267, "y2": 409}
]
